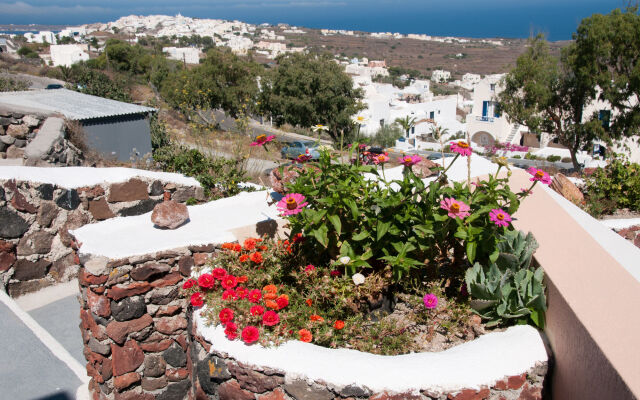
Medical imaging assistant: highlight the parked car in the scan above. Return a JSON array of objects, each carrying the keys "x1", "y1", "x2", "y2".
[
  {"x1": 45, "y1": 84, "x2": 63, "y2": 89},
  {"x1": 427, "y1": 152, "x2": 455, "y2": 160},
  {"x1": 281, "y1": 141, "x2": 320, "y2": 160}
]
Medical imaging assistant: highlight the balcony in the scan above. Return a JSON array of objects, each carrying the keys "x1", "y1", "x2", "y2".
[{"x1": 476, "y1": 115, "x2": 495, "y2": 123}]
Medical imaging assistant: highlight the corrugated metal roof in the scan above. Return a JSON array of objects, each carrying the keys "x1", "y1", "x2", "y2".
[{"x1": 0, "y1": 89, "x2": 156, "y2": 120}]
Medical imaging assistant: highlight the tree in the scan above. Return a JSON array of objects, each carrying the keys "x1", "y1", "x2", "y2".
[
  {"x1": 67, "y1": 64, "x2": 131, "y2": 102},
  {"x1": 394, "y1": 116, "x2": 416, "y2": 137},
  {"x1": 259, "y1": 53, "x2": 364, "y2": 143},
  {"x1": 498, "y1": 35, "x2": 603, "y2": 170}
]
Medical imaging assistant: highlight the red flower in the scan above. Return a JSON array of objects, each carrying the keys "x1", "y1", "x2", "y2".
[
  {"x1": 241, "y1": 326, "x2": 260, "y2": 344},
  {"x1": 276, "y1": 294, "x2": 289, "y2": 310},
  {"x1": 235, "y1": 286, "x2": 249, "y2": 299},
  {"x1": 306, "y1": 299, "x2": 313, "y2": 306},
  {"x1": 212, "y1": 268, "x2": 227, "y2": 280},
  {"x1": 222, "y1": 289, "x2": 237, "y2": 300},
  {"x1": 182, "y1": 279, "x2": 196, "y2": 289},
  {"x1": 330, "y1": 270, "x2": 341, "y2": 277},
  {"x1": 334, "y1": 320, "x2": 345, "y2": 330},
  {"x1": 237, "y1": 275, "x2": 248, "y2": 283},
  {"x1": 304, "y1": 264, "x2": 316, "y2": 274},
  {"x1": 197, "y1": 273, "x2": 215, "y2": 289},
  {"x1": 233, "y1": 243, "x2": 242, "y2": 252},
  {"x1": 221, "y1": 275, "x2": 238, "y2": 290},
  {"x1": 239, "y1": 254, "x2": 249, "y2": 263},
  {"x1": 248, "y1": 289, "x2": 262, "y2": 303},
  {"x1": 221, "y1": 243, "x2": 234, "y2": 250},
  {"x1": 243, "y1": 238, "x2": 257, "y2": 251},
  {"x1": 225, "y1": 322, "x2": 238, "y2": 340},
  {"x1": 298, "y1": 329, "x2": 312, "y2": 343},
  {"x1": 262, "y1": 311, "x2": 280, "y2": 326},
  {"x1": 310, "y1": 314, "x2": 324, "y2": 322},
  {"x1": 219, "y1": 308, "x2": 234, "y2": 324},
  {"x1": 250, "y1": 305, "x2": 265, "y2": 316},
  {"x1": 249, "y1": 252, "x2": 263, "y2": 264},
  {"x1": 190, "y1": 292, "x2": 204, "y2": 307},
  {"x1": 292, "y1": 233, "x2": 305, "y2": 243}
]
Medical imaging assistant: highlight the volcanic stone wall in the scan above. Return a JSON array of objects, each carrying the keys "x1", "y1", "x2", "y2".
[
  {"x1": 0, "y1": 177, "x2": 204, "y2": 297},
  {"x1": 77, "y1": 243, "x2": 218, "y2": 400}
]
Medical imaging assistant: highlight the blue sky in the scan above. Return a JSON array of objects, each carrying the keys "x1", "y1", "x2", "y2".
[{"x1": 0, "y1": 0, "x2": 626, "y2": 40}]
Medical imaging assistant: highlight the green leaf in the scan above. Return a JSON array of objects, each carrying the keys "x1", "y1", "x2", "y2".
[
  {"x1": 376, "y1": 220, "x2": 391, "y2": 242},
  {"x1": 310, "y1": 225, "x2": 329, "y2": 248},
  {"x1": 466, "y1": 241, "x2": 477, "y2": 264},
  {"x1": 311, "y1": 209, "x2": 327, "y2": 225},
  {"x1": 352, "y1": 231, "x2": 369, "y2": 241},
  {"x1": 328, "y1": 214, "x2": 342, "y2": 236}
]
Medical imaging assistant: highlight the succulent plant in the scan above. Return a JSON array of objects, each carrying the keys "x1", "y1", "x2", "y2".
[{"x1": 465, "y1": 230, "x2": 546, "y2": 328}]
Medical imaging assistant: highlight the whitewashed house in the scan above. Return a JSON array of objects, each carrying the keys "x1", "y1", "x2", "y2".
[
  {"x1": 162, "y1": 47, "x2": 202, "y2": 64},
  {"x1": 49, "y1": 44, "x2": 90, "y2": 67},
  {"x1": 431, "y1": 69, "x2": 451, "y2": 83},
  {"x1": 24, "y1": 31, "x2": 57, "y2": 45}
]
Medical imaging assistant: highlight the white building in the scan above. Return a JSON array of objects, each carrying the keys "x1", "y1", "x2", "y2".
[
  {"x1": 24, "y1": 31, "x2": 57, "y2": 45},
  {"x1": 431, "y1": 69, "x2": 451, "y2": 83},
  {"x1": 49, "y1": 44, "x2": 90, "y2": 67},
  {"x1": 59, "y1": 27, "x2": 87, "y2": 40},
  {"x1": 162, "y1": 47, "x2": 201, "y2": 64}
]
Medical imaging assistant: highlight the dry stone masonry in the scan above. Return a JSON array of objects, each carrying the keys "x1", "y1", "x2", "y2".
[{"x1": 0, "y1": 170, "x2": 204, "y2": 296}]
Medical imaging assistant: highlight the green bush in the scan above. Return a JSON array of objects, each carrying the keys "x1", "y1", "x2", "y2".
[
  {"x1": 524, "y1": 152, "x2": 538, "y2": 160},
  {"x1": 561, "y1": 157, "x2": 572, "y2": 163},
  {"x1": 512, "y1": 155, "x2": 522, "y2": 159},
  {"x1": 546, "y1": 155, "x2": 561, "y2": 162},
  {"x1": 370, "y1": 124, "x2": 404, "y2": 148},
  {"x1": 585, "y1": 155, "x2": 640, "y2": 215}
]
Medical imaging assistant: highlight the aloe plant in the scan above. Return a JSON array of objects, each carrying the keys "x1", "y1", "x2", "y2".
[{"x1": 465, "y1": 230, "x2": 546, "y2": 328}]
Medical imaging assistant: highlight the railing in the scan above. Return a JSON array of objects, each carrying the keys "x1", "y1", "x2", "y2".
[{"x1": 475, "y1": 116, "x2": 495, "y2": 122}]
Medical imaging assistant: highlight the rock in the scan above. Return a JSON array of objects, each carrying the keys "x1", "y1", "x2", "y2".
[
  {"x1": 13, "y1": 139, "x2": 27, "y2": 148},
  {"x1": 172, "y1": 187, "x2": 196, "y2": 203},
  {"x1": 88, "y1": 338, "x2": 111, "y2": 356},
  {"x1": 0, "y1": 134, "x2": 16, "y2": 145},
  {"x1": 111, "y1": 340, "x2": 145, "y2": 376},
  {"x1": 151, "y1": 200, "x2": 189, "y2": 230},
  {"x1": 0, "y1": 240, "x2": 14, "y2": 252},
  {"x1": 193, "y1": 253, "x2": 209, "y2": 266},
  {"x1": 140, "y1": 338, "x2": 173, "y2": 353},
  {"x1": 0, "y1": 209, "x2": 29, "y2": 238},
  {"x1": 146, "y1": 286, "x2": 179, "y2": 305},
  {"x1": 339, "y1": 385, "x2": 371, "y2": 398},
  {"x1": 218, "y1": 380, "x2": 256, "y2": 400},
  {"x1": 283, "y1": 380, "x2": 333, "y2": 400},
  {"x1": 87, "y1": 290, "x2": 112, "y2": 318},
  {"x1": 0, "y1": 251, "x2": 16, "y2": 272},
  {"x1": 118, "y1": 199, "x2": 161, "y2": 217},
  {"x1": 150, "y1": 272, "x2": 182, "y2": 289},
  {"x1": 270, "y1": 165, "x2": 302, "y2": 194},
  {"x1": 114, "y1": 389, "x2": 154, "y2": 400},
  {"x1": 108, "y1": 179, "x2": 149, "y2": 203},
  {"x1": 50, "y1": 253, "x2": 77, "y2": 282},
  {"x1": 89, "y1": 198, "x2": 115, "y2": 220},
  {"x1": 447, "y1": 388, "x2": 491, "y2": 400},
  {"x1": 144, "y1": 355, "x2": 167, "y2": 378},
  {"x1": 142, "y1": 377, "x2": 168, "y2": 391},
  {"x1": 0, "y1": 186, "x2": 4, "y2": 201},
  {"x1": 259, "y1": 388, "x2": 288, "y2": 400},
  {"x1": 60, "y1": 210, "x2": 91, "y2": 246},
  {"x1": 7, "y1": 279, "x2": 51, "y2": 296},
  {"x1": 550, "y1": 173, "x2": 584, "y2": 205},
  {"x1": 155, "y1": 316, "x2": 187, "y2": 335},
  {"x1": 111, "y1": 296, "x2": 146, "y2": 322},
  {"x1": 178, "y1": 256, "x2": 194, "y2": 277},
  {"x1": 37, "y1": 201, "x2": 59, "y2": 227},
  {"x1": 78, "y1": 268, "x2": 108, "y2": 286},
  {"x1": 6, "y1": 145, "x2": 24, "y2": 159},
  {"x1": 114, "y1": 372, "x2": 140, "y2": 391},
  {"x1": 166, "y1": 368, "x2": 188, "y2": 382},
  {"x1": 11, "y1": 190, "x2": 36, "y2": 213},
  {"x1": 78, "y1": 186, "x2": 105, "y2": 199},
  {"x1": 12, "y1": 258, "x2": 51, "y2": 281},
  {"x1": 370, "y1": 391, "x2": 424, "y2": 400},
  {"x1": 130, "y1": 263, "x2": 170, "y2": 281},
  {"x1": 163, "y1": 343, "x2": 187, "y2": 368},
  {"x1": 22, "y1": 115, "x2": 40, "y2": 127},
  {"x1": 84, "y1": 255, "x2": 110, "y2": 276},
  {"x1": 156, "y1": 380, "x2": 191, "y2": 400},
  {"x1": 107, "y1": 281, "x2": 152, "y2": 301},
  {"x1": 149, "y1": 180, "x2": 164, "y2": 196},
  {"x1": 412, "y1": 159, "x2": 439, "y2": 178},
  {"x1": 6, "y1": 123, "x2": 29, "y2": 139},
  {"x1": 228, "y1": 363, "x2": 283, "y2": 393},
  {"x1": 17, "y1": 231, "x2": 54, "y2": 256},
  {"x1": 56, "y1": 189, "x2": 81, "y2": 210},
  {"x1": 12, "y1": 112, "x2": 24, "y2": 119}
]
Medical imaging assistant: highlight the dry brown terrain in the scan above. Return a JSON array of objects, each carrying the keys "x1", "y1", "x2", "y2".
[{"x1": 284, "y1": 30, "x2": 569, "y2": 78}]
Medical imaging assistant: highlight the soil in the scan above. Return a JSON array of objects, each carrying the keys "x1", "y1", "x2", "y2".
[{"x1": 599, "y1": 209, "x2": 640, "y2": 220}]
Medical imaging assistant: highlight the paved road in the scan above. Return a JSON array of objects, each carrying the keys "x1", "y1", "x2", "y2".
[{"x1": 0, "y1": 72, "x2": 66, "y2": 90}]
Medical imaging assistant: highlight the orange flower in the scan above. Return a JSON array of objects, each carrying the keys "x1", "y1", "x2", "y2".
[
  {"x1": 277, "y1": 294, "x2": 289, "y2": 302},
  {"x1": 239, "y1": 254, "x2": 249, "y2": 263},
  {"x1": 276, "y1": 294, "x2": 289, "y2": 309},
  {"x1": 260, "y1": 245, "x2": 268, "y2": 251},
  {"x1": 249, "y1": 252, "x2": 263, "y2": 264},
  {"x1": 221, "y1": 243, "x2": 234, "y2": 250},
  {"x1": 237, "y1": 275, "x2": 248, "y2": 283},
  {"x1": 310, "y1": 314, "x2": 324, "y2": 322},
  {"x1": 264, "y1": 292, "x2": 278, "y2": 300},
  {"x1": 263, "y1": 284, "x2": 277, "y2": 294},
  {"x1": 265, "y1": 300, "x2": 279, "y2": 309},
  {"x1": 243, "y1": 238, "x2": 257, "y2": 251},
  {"x1": 334, "y1": 320, "x2": 345, "y2": 330},
  {"x1": 233, "y1": 243, "x2": 242, "y2": 252},
  {"x1": 298, "y1": 329, "x2": 312, "y2": 343},
  {"x1": 306, "y1": 299, "x2": 313, "y2": 306}
]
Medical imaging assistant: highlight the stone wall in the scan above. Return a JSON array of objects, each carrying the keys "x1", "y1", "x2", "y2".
[
  {"x1": 188, "y1": 329, "x2": 547, "y2": 400},
  {"x1": 0, "y1": 177, "x2": 204, "y2": 297},
  {"x1": 77, "y1": 243, "x2": 217, "y2": 400},
  {"x1": 0, "y1": 111, "x2": 82, "y2": 166}
]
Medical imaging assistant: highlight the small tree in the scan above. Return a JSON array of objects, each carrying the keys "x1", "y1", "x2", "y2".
[{"x1": 394, "y1": 116, "x2": 416, "y2": 137}]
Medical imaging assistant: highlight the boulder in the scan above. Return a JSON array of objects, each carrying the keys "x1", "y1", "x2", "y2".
[
  {"x1": 24, "y1": 117, "x2": 64, "y2": 161},
  {"x1": 6, "y1": 124, "x2": 29, "y2": 139},
  {"x1": 0, "y1": 209, "x2": 29, "y2": 238},
  {"x1": 550, "y1": 173, "x2": 584, "y2": 204},
  {"x1": 151, "y1": 200, "x2": 189, "y2": 229}
]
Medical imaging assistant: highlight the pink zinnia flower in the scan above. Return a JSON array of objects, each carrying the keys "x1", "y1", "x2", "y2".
[
  {"x1": 304, "y1": 264, "x2": 316, "y2": 274},
  {"x1": 526, "y1": 167, "x2": 552, "y2": 185},
  {"x1": 277, "y1": 193, "x2": 308, "y2": 216},
  {"x1": 398, "y1": 154, "x2": 422, "y2": 167},
  {"x1": 489, "y1": 208, "x2": 512, "y2": 227},
  {"x1": 250, "y1": 134, "x2": 275, "y2": 147},
  {"x1": 450, "y1": 141, "x2": 473, "y2": 156},
  {"x1": 373, "y1": 154, "x2": 390, "y2": 165},
  {"x1": 294, "y1": 152, "x2": 312, "y2": 163},
  {"x1": 440, "y1": 197, "x2": 471, "y2": 219},
  {"x1": 423, "y1": 293, "x2": 438, "y2": 309}
]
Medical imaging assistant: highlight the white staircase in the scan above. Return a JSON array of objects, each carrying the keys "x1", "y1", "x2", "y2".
[{"x1": 504, "y1": 124, "x2": 520, "y2": 144}]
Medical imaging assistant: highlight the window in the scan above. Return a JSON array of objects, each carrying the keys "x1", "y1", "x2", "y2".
[
  {"x1": 599, "y1": 110, "x2": 611, "y2": 130},
  {"x1": 379, "y1": 119, "x2": 385, "y2": 127},
  {"x1": 411, "y1": 126, "x2": 415, "y2": 134},
  {"x1": 490, "y1": 83, "x2": 496, "y2": 91},
  {"x1": 482, "y1": 101, "x2": 501, "y2": 118},
  {"x1": 429, "y1": 111, "x2": 435, "y2": 119}
]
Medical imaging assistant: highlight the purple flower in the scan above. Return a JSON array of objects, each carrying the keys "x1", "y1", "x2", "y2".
[
  {"x1": 423, "y1": 293, "x2": 438, "y2": 309},
  {"x1": 277, "y1": 193, "x2": 308, "y2": 216}
]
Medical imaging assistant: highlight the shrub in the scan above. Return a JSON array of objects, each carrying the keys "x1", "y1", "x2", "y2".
[
  {"x1": 524, "y1": 152, "x2": 538, "y2": 160},
  {"x1": 0, "y1": 76, "x2": 29, "y2": 92},
  {"x1": 546, "y1": 155, "x2": 561, "y2": 162},
  {"x1": 585, "y1": 155, "x2": 640, "y2": 215},
  {"x1": 561, "y1": 157, "x2": 572, "y2": 163},
  {"x1": 512, "y1": 155, "x2": 522, "y2": 159},
  {"x1": 370, "y1": 124, "x2": 404, "y2": 148}
]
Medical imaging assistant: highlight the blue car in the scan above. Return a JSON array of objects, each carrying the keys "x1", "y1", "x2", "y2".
[{"x1": 280, "y1": 141, "x2": 321, "y2": 160}]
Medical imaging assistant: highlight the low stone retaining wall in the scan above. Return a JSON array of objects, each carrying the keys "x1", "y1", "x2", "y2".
[
  {"x1": 0, "y1": 167, "x2": 203, "y2": 296},
  {"x1": 77, "y1": 243, "x2": 218, "y2": 400},
  {"x1": 189, "y1": 315, "x2": 548, "y2": 400}
]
